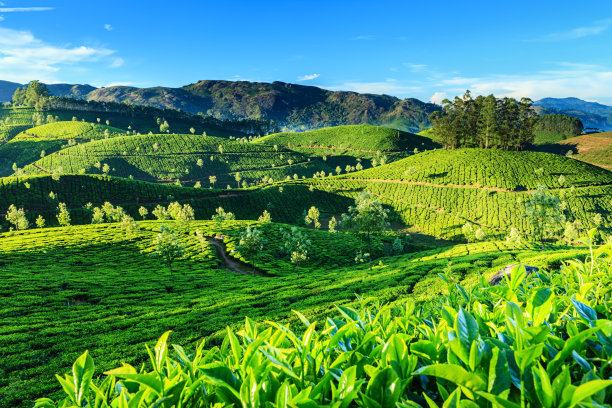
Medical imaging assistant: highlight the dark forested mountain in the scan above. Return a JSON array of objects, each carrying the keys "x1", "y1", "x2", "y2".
[
  {"x1": 86, "y1": 80, "x2": 438, "y2": 132},
  {"x1": 0, "y1": 80, "x2": 22, "y2": 102},
  {"x1": 534, "y1": 97, "x2": 612, "y2": 131}
]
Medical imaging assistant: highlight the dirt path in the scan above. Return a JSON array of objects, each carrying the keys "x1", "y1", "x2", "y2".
[{"x1": 206, "y1": 235, "x2": 269, "y2": 276}]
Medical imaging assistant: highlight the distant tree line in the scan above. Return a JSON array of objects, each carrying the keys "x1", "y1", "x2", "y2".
[
  {"x1": 534, "y1": 114, "x2": 583, "y2": 139},
  {"x1": 430, "y1": 90, "x2": 538, "y2": 150}
]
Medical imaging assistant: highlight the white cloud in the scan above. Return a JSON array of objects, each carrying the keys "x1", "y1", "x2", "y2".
[
  {"x1": 0, "y1": 26, "x2": 117, "y2": 83},
  {"x1": 296, "y1": 73, "x2": 320, "y2": 81},
  {"x1": 403, "y1": 63, "x2": 427, "y2": 72},
  {"x1": 104, "y1": 24, "x2": 113, "y2": 31},
  {"x1": 109, "y1": 57, "x2": 124, "y2": 68},
  {"x1": 0, "y1": 7, "x2": 53, "y2": 12},
  {"x1": 430, "y1": 92, "x2": 447, "y2": 104},
  {"x1": 535, "y1": 18, "x2": 612, "y2": 41},
  {"x1": 354, "y1": 35, "x2": 374, "y2": 40},
  {"x1": 104, "y1": 82, "x2": 134, "y2": 87},
  {"x1": 432, "y1": 64, "x2": 612, "y2": 104},
  {"x1": 326, "y1": 79, "x2": 421, "y2": 96}
]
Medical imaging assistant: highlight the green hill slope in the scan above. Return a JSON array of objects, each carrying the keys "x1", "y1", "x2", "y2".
[
  {"x1": 0, "y1": 121, "x2": 126, "y2": 177},
  {"x1": 534, "y1": 131, "x2": 612, "y2": 170},
  {"x1": 254, "y1": 124, "x2": 439, "y2": 152},
  {"x1": 19, "y1": 130, "x2": 413, "y2": 186},
  {"x1": 342, "y1": 148, "x2": 612, "y2": 190}
]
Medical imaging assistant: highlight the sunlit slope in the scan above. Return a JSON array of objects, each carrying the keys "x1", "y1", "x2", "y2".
[
  {"x1": 340, "y1": 148, "x2": 612, "y2": 190},
  {"x1": 255, "y1": 124, "x2": 440, "y2": 152}
]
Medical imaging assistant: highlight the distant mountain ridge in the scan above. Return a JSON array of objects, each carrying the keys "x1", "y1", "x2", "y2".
[
  {"x1": 3, "y1": 79, "x2": 612, "y2": 132},
  {"x1": 534, "y1": 97, "x2": 612, "y2": 131},
  {"x1": 0, "y1": 79, "x2": 437, "y2": 132}
]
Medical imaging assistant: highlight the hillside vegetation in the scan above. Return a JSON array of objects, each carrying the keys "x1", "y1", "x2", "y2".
[
  {"x1": 342, "y1": 148, "x2": 612, "y2": 190},
  {"x1": 0, "y1": 220, "x2": 597, "y2": 406},
  {"x1": 255, "y1": 124, "x2": 439, "y2": 152},
  {"x1": 535, "y1": 131, "x2": 612, "y2": 170}
]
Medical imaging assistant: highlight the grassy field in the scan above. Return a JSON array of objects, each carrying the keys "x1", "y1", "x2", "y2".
[{"x1": 0, "y1": 220, "x2": 592, "y2": 407}]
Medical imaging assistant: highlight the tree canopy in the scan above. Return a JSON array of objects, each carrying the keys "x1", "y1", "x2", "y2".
[{"x1": 430, "y1": 90, "x2": 537, "y2": 150}]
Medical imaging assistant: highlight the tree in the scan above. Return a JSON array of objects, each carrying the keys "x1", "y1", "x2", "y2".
[
  {"x1": 281, "y1": 227, "x2": 311, "y2": 276},
  {"x1": 102, "y1": 163, "x2": 110, "y2": 175},
  {"x1": 235, "y1": 172, "x2": 242, "y2": 188},
  {"x1": 5, "y1": 205, "x2": 29, "y2": 230},
  {"x1": 57, "y1": 202, "x2": 71, "y2": 227},
  {"x1": 159, "y1": 121, "x2": 170, "y2": 133},
  {"x1": 152, "y1": 205, "x2": 170, "y2": 221},
  {"x1": 209, "y1": 175, "x2": 217, "y2": 188},
  {"x1": 304, "y1": 206, "x2": 321, "y2": 229},
  {"x1": 505, "y1": 227, "x2": 522, "y2": 249},
  {"x1": 258, "y1": 210, "x2": 272, "y2": 223},
  {"x1": 523, "y1": 184, "x2": 565, "y2": 249},
  {"x1": 153, "y1": 225, "x2": 185, "y2": 275},
  {"x1": 196, "y1": 158, "x2": 204, "y2": 167},
  {"x1": 176, "y1": 204, "x2": 195, "y2": 233},
  {"x1": 190, "y1": 127, "x2": 195, "y2": 134},
  {"x1": 35, "y1": 215, "x2": 45, "y2": 229},
  {"x1": 138, "y1": 206, "x2": 148, "y2": 220},
  {"x1": 564, "y1": 219, "x2": 583, "y2": 244},
  {"x1": 475, "y1": 228, "x2": 486, "y2": 241},
  {"x1": 212, "y1": 207, "x2": 235, "y2": 222},
  {"x1": 92, "y1": 207, "x2": 105, "y2": 224},
  {"x1": 341, "y1": 192, "x2": 389, "y2": 270},
  {"x1": 120, "y1": 214, "x2": 139, "y2": 238},
  {"x1": 328, "y1": 216, "x2": 337, "y2": 233},
  {"x1": 392, "y1": 237, "x2": 404, "y2": 254},
  {"x1": 461, "y1": 222, "x2": 475, "y2": 243},
  {"x1": 236, "y1": 226, "x2": 265, "y2": 274}
]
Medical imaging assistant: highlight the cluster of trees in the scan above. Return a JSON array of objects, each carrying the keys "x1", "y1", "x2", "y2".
[
  {"x1": 12, "y1": 81, "x2": 51, "y2": 109},
  {"x1": 430, "y1": 90, "x2": 538, "y2": 150},
  {"x1": 534, "y1": 114, "x2": 584, "y2": 139}
]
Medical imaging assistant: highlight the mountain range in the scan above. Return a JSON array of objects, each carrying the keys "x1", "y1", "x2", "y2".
[{"x1": 2, "y1": 79, "x2": 611, "y2": 131}]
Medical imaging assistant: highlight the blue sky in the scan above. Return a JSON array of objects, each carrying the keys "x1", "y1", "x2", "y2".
[{"x1": 1, "y1": 0, "x2": 612, "y2": 103}]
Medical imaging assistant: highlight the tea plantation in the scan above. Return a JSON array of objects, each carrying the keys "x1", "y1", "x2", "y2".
[
  {"x1": 0, "y1": 220, "x2": 598, "y2": 406},
  {"x1": 1, "y1": 116, "x2": 612, "y2": 407}
]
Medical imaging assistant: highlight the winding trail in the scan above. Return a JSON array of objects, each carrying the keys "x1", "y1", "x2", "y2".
[{"x1": 205, "y1": 235, "x2": 270, "y2": 277}]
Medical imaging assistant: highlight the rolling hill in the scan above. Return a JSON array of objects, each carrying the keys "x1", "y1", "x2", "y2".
[{"x1": 533, "y1": 131, "x2": 612, "y2": 170}]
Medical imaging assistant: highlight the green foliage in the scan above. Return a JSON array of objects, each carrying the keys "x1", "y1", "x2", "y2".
[
  {"x1": 523, "y1": 185, "x2": 566, "y2": 248},
  {"x1": 212, "y1": 207, "x2": 236, "y2": 222},
  {"x1": 56, "y1": 202, "x2": 71, "y2": 227},
  {"x1": 534, "y1": 113, "x2": 584, "y2": 142},
  {"x1": 5, "y1": 203, "x2": 29, "y2": 230},
  {"x1": 236, "y1": 226, "x2": 266, "y2": 274},
  {"x1": 39, "y1": 245, "x2": 612, "y2": 407},
  {"x1": 281, "y1": 226, "x2": 311, "y2": 275},
  {"x1": 342, "y1": 192, "x2": 389, "y2": 270},
  {"x1": 305, "y1": 205, "x2": 321, "y2": 229},
  {"x1": 430, "y1": 90, "x2": 537, "y2": 150},
  {"x1": 153, "y1": 224, "x2": 185, "y2": 274}
]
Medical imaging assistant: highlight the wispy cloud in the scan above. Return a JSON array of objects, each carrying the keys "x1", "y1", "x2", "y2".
[
  {"x1": 403, "y1": 63, "x2": 428, "y2": 72},
  {"x1": 354, "y1": 35, "x2": 374, "y2": 40},
  {"x1": 109, "y1": 57, "x2": 124, "y2": 68},
  {"x1": 297, "y1": 73, "x2": 320, "y2": 81},
  {"x1": 0, "y1": 6, "x2": 53, "y2": 12},
  {"x1": 104, "y1": 24, "x2": 113, "y2": 31},
  {"x1": 0, "y1": 26, "x2": 118, "y2": 83},
  {"x1": 325, "y1": 79, "x2": 421, "y2": 96},
  {"x1": 432, "y1": 63, "x2": 612, "y2": 104},
  {"x1": 534, "y1": 18, "x2": 612, "y2": 41}
]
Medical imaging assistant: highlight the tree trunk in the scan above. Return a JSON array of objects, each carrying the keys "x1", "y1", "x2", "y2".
[{"x1": 368, "y1": 237, "x2": 372, "y2": 271}]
